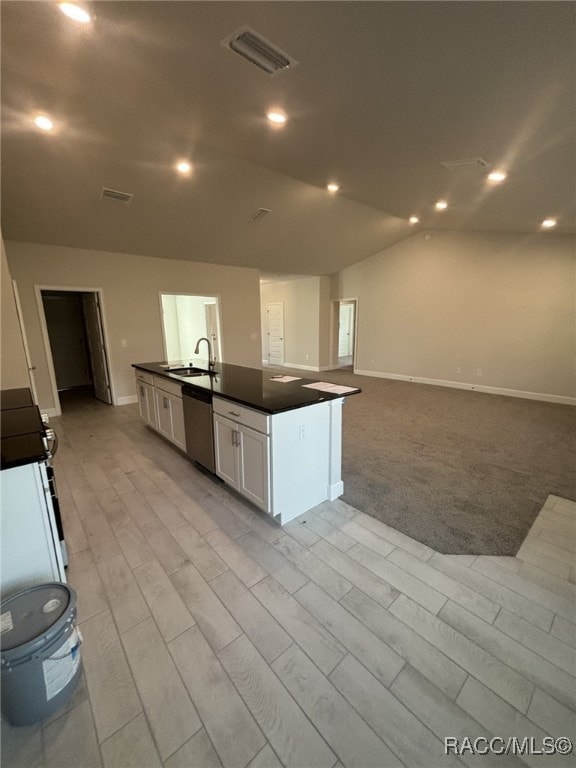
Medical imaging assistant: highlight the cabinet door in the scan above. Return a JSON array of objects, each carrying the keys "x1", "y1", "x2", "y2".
[
  {"x1": 144, "y1": 383, "x2": 158, "y2": 429},
  {"x1": 155, "y1": 390, "x2": 172, "y2": 440},
  {"x1": 238, "y1": 425, "x2": 270, "y2": 512},
  {"x1": 214, "y1": 415, "x2": 239, "y2": 487},
  {"x1": 170, "y1": 394, "x2": 185, "y2": 450},
  {"x1": 136, "y1": 380, "x2": 148, "y2": 421}
]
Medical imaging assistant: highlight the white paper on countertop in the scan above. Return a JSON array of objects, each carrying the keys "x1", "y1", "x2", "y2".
[
  {"x1": 301, "y1": 382, "x2": 358, "y2": 394},
  {"x1": 269, "y1": 375, "x2": 302, "y2": 383}
]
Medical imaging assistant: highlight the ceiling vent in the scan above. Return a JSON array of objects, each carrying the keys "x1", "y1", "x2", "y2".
[
  {"x1": 222, "y1": 27, "x2": 297, "y2": 75},
  {"x1": 441, "y1": 158, "x2": 489, "y2": 172},
  {"x1": 251, "y1": 207, "x2": 271, "y2": 222},
  {"x1": 100, "y1": 187, "x2": 133, "y2": 205}
]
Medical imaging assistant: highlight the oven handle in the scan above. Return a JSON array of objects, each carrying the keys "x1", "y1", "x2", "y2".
[{"x1": 45, "y1": 428, "x2": 59, "y2": 458}]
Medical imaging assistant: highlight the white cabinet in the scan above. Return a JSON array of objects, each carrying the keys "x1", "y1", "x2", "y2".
[
  {"x1": 136, "y1": 372, "x2": 157, "y2": 430},
  {"x1": 213, "y1": 415, "x2": 238, "y2": 487},
  {"x1": 155, "y1": 389, "x2": 173, "y2": 440},
  {"x1": 171, "y1": 395, "x2": 185, "y2": 449},
  {"x1": 213, "y1": 414, "x2": 270, "y2": 512},
  {"x1": 134, "y1": 371, "x2": 185, "y2": 450},
  {"x1": 213, "y1": 396, "x2": 342, "y2": 524},
  {"x1": 154, "y1": 387, "x2": 185, "y2": 451},
  {"x1": 153, "y1": 377, "x2": 186, "y2": 451}
]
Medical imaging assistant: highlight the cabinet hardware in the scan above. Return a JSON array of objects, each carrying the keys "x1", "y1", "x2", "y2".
[
  {"x1": 229, "y1": 411, "x2": 241, "y2": 417},
  {"x1": 140, "y1": 386, "x2": 144, "y2": 396},
  {"x1": 163, "y1": 397, "x2": 169, "y2": 409}
]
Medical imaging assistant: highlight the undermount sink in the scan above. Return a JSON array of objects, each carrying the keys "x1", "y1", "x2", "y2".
[{"x1": 168, "y1": 367, "x2": 212, "y2": 377}]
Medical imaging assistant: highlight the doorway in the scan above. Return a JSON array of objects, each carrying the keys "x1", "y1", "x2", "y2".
[
  {"x1": 38, "y1": 288, "x2": 113, "y2": 413},
  {"x1": 264, "y1": 302, "x2": 285, "y2": 366},
  {"x1": 337, "y1": 300, "x2": 357, "y2": 369},
  {"x1": 160, "y1": 293, "x2": 222, "y2": 364}
]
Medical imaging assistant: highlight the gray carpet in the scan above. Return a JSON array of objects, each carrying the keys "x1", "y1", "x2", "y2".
[{"x1": 272, "y1": 366, "x2": 576, "y2": 555}]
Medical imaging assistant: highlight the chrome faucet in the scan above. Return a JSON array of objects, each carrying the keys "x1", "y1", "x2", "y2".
[{"x1": 194, "y1": 337, "x2": 216, "y2": 369}]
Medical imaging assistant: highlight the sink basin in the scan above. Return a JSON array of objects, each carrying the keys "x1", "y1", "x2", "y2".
[{"x1": 168, "y1": 367, "x2": 212, "y2": 377}]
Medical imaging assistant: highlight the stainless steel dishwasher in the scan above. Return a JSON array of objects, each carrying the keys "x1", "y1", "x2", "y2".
[{"x1": 182, "y1": 386, "x2": 215, "y2": 473}]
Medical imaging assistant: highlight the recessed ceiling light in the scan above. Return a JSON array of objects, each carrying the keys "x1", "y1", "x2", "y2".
[
  {"x1": 176, "y1": 160, "x2": 192, "y2": 175},
  {"x1": 487, "y1": 170, "x2": 507, "y2": 184},
  {"x1": 59, "y1": 2, "x2": 91, "y2": 23},
  {"x1": 434, "y1": 200, "x2": 448, "y2": 211},
  {"x1": 326, "y1": 183, "x2": 339, "y2": 193},
  {"x1": 267, "y1": 110, "x2": 287, "y2": 125},
  {"x1": 409, "y1": 216, "x2": 420, "y2": 225},
  {"x1": 34, "y1": 114, "x2": 54, "y2": 132},
  {"x1": 541, "y1": 217, "x2": 557, "y2": 229}
]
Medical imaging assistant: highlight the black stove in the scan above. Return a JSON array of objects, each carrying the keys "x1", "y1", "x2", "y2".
[{"x1": 1, "y1": 388, "x2": 47, "y2": 469}]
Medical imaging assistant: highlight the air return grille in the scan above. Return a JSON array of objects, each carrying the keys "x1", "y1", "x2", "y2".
[
  {"x1": 100, "y1": 187, "x2": 133, "y2": 205},
  {"x1": 251, "y1": 207, "x2": 271, "y2": 222},
  {"x1": 441, "y1": 158, "x2": 489, "y2": 172},
  {"x1": 223, "y1": 27, "x2": 297, "y2": 75}
]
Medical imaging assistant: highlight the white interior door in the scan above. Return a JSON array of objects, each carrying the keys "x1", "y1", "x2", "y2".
[
  {"x1": 266, "y1": 303, "x2": 284, "y2": 366},
  {"x1": 338, "y1": 303, "x2": 354, "y2": 357},
  {"x1": 82, "y1": 293, "x2": 112, "y2": 404}
]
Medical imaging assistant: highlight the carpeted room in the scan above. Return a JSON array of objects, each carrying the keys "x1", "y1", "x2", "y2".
[
  {"x1": 293, "y1": 366, "x2": 574, "y2": 556},
  {"x1": 269, "y1": 230, "x2": 576, "y2": 556}
]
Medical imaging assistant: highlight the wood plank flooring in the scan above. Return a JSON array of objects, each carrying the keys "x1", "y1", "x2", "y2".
[{"x1": 2, "y1": 402, "x2": 575, "y2": 768}]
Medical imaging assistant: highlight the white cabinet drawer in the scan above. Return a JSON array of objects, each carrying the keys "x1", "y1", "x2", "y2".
[
  {"x1": 213, "y1": 396, "x2": 269, "y2": 435},
  {"x1": 135, "y1": 370, "x2": 154, "y2": 385},
  {"x1": 153, "y1": 375, "x2": 183, "y2": 399}
]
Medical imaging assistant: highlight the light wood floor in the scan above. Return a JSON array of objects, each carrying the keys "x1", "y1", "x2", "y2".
[{"x1": 3, "y1": 400, "x2": 575, "y2": 768}]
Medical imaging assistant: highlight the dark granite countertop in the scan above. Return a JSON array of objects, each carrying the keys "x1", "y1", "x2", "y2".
[
  {"x1": 1, "y1": 391, "x2": 47, "y2": 469},
  {"x1": 132, "y1": 360, "x2": 361, "y2": 414},
  {"x1": 1, "y1": 388, "x2": 34, "y2": 411}
]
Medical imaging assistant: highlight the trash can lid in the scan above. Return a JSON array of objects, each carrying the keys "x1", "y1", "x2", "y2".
[{"x1": 1, "y1": 583, "x2": 73, "y2": 652}]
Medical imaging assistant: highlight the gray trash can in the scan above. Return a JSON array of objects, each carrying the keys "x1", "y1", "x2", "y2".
[{"x1": 1, "y1": 583, "x2": 82, "y2": 726}]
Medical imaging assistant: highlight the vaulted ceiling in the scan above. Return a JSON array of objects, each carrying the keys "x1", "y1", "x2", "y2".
[{"x1": 2, "y1": 2, "x2": 574, "y2": 275}]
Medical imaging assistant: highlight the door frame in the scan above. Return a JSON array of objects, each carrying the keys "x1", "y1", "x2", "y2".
[
  {"x1": 331, "y1": 298, "x2": 358, "y2": 370},
  {"x1": 35, "y1": 285, "x2": 115, "y2": 416},
  {"x1": 158, "y1": 291, "x2": 224, "y2": 364},
  {"x1": 12, "y1": 279, "x2": 39, "y2": 403}
]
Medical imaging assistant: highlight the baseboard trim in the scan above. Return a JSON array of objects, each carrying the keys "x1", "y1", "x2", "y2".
[
  {"x1": 328, "y1": 481, "x2": 344, "y2": 500},
  {"x1": 266, "y1": 361, "x2": 335, "y2": 373},
  {"x1": 284, "y1": 362, "x2": 321, "y2": 372},
  {"x1": 117, "y1": 395, "x2": 138, "y2": 406},
  {"x1": 354, "y1": 370, "x2": 576, "y2": 406}
]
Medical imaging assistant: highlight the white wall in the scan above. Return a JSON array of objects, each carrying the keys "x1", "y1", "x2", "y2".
[
  {"x1": 1, "y1": 236, "x2": 30, "y2": 391},
  {"x1": 175, "y1": 295, "x2": 210, "y2": 360},
  {"x1": 335, "y1": 230, "x2": 576, "y2": 401},
  {"x1": 5, "y1": 241, "x2": 262, "y2": 411}
]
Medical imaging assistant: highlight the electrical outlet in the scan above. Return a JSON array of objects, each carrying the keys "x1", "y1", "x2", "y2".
[
  {"x1": 305, "y1": 354, "x2": 309, "y2": 361},
  {"x1": 456, "y1": 366, "x2": 462, "y2": 374},
  {"x1": 298, "y1": 425, "x2": 305, "y2": 440},
  {"x1": 121, "y1": 338, "x2": 128, "y2": 348},
  {"x1": 476, "y1": 368, "x2": 483, "y2": 377}
]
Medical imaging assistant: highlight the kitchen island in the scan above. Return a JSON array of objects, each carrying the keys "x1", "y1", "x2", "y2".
[{"x1": 132, "y1": 361, "x2": 360, "y2": 524}]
